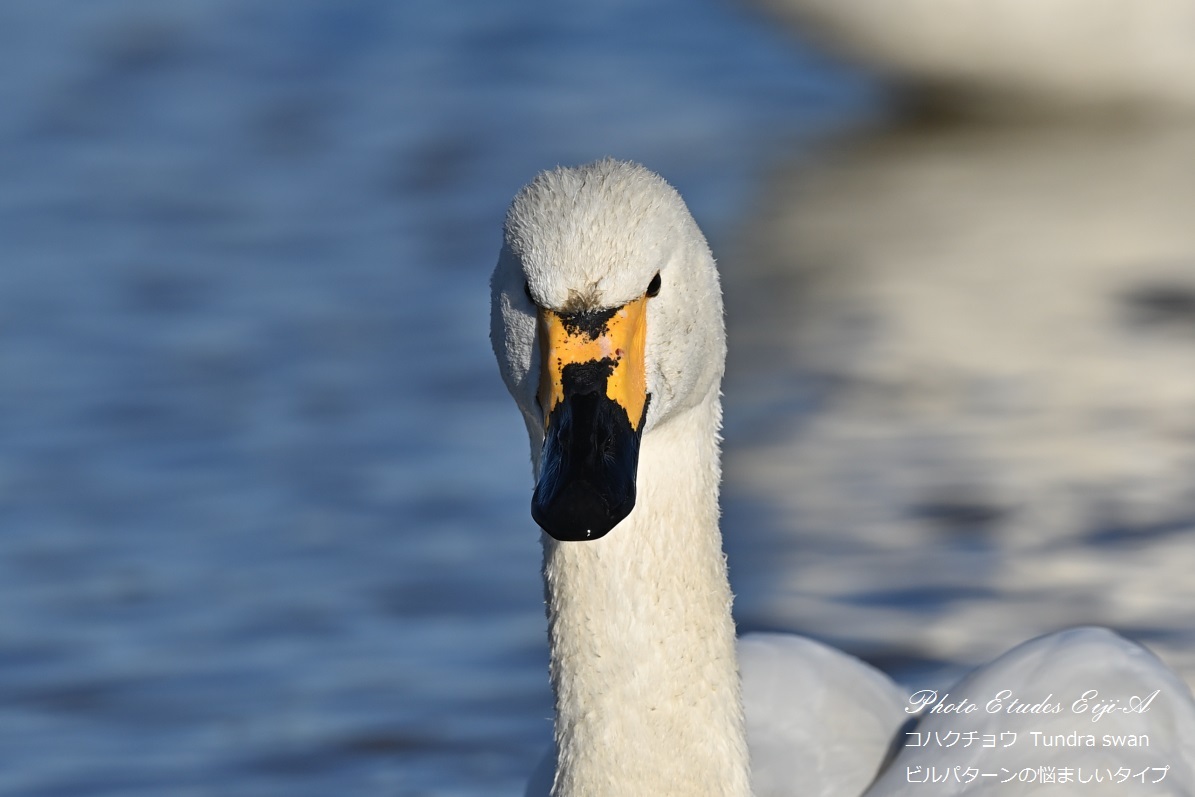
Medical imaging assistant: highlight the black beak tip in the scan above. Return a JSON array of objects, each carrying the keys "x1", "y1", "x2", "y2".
[
  {"x1": 532, "y1": 380, "x2": 646, "y2": 542},
  {"x1": 531, "y1": 481, "x2": 635, "y2": 542}
]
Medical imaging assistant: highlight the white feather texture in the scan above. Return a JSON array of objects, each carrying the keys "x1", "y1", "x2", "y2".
[{"x1": 492, "y1": 160, "x2": 1195, "y2": 797}]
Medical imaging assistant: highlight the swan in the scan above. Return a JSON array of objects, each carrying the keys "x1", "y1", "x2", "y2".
[
  {"x1": 752, "y1": 0, "x2": 1195, "y2": 114},
  {"x1": 489, "y1": 159, "x2": 1195, "y2": 796}
]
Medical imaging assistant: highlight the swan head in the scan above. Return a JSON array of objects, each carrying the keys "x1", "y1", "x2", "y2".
[{"x1": 491, "y1": 159, "x2": 725, "y2": 542}]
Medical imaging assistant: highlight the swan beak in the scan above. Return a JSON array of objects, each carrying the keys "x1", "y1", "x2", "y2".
[{"x1": 532, "y1": 297, "x2": 649, "y2": 541}]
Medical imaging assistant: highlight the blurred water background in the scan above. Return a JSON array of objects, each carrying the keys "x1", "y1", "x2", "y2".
[{"x1": 4, "y1": 2, "x2": 1195, "y2": 796}]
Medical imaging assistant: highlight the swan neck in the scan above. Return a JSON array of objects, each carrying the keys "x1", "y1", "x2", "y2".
[{"x1": 543, "y1": 393, "x2": 749, "y2": 797}]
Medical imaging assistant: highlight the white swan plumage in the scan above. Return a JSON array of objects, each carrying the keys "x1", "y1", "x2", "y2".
[
  {"x1": 753, "y1": 0, "x2": 1195, "y2": 114},
  {"x1": 490, "y1": 159, "x2": 1195, "y2": 796}
]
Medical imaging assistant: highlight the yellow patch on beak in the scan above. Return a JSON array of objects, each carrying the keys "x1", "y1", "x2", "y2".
[{"x1": 537, "y1": 296, "x2": 649, "y2": 431}]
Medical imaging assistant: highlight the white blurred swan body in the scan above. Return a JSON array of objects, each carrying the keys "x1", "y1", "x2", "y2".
[
  {"x1": 868, "y1": 627, "x2": 1195, "y2": 796},
  {"x1": 756, "y1": 0, "x2": 1195, "y2": 113},
  {"x1": 491, "y1": 160, "x2": 1195, "y2": 797},
  {"x1": 525, "y1": 626, "x2": 1195, "y2": 796}
]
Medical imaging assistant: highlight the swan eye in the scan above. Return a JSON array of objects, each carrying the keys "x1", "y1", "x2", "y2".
[{"x1": 646, "y1": 272, "x2": 662, "y2": 297}]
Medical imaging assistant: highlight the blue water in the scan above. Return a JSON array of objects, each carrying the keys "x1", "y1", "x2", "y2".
[{"x1": 0, "y1": 3, "x2": 873, "y2": 795}]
